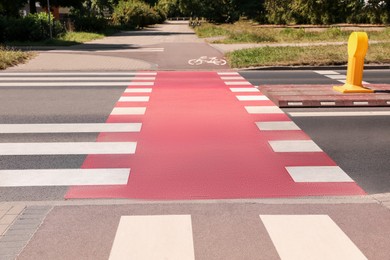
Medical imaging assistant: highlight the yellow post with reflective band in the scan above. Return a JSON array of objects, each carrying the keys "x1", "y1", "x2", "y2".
[{"x1": 333, "y1": 32, "x2": 374, "y2": 93}]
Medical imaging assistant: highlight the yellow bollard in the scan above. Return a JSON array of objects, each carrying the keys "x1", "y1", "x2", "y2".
[{"x1": 333, "y1": 32, "x2": 374, "y2": 93}]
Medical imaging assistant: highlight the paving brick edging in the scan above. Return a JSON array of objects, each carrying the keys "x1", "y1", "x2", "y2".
[{"x1": 0, "y1": 204, "x2": 52, "y2": 260}]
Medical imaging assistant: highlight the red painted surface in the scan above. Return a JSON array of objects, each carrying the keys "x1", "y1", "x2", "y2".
[{"x1": 66, "y1": 72, "x2": 366, "y2": 199}]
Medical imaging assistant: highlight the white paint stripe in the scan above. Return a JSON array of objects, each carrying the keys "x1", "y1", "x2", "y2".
[
  {"x1": 0, "y1": 123, "x2": 142, "y2": 133},
  {"x1": 326, "y1": 75, "x2": 346, "y2": 79},
  {"x1": 118, "y1": 96, "x2": 150, "y2": 102},
  {"x1": 269, "y1": 140, "x2": 322, "y2": 152},
  {"x1": 289, "y1": 111, "x2": 390, "y2": 117},
  {"x1": 127, "y1": 82, "x2": 154, "y2": 86},
  {"x1": 225, "y1": 81, "x2": 251, "y2": 86},
  {"x1": 218, "y1": 72, "x2": 239, "y2": 75},
  {"x1": 336, "y1": 80, "x2": 369, "y2": 84},
  {"x1": 256, "y1": 121, "x2": 300, "y2": 131},
  {"x1": 287, "y1": 102, "x2": 303, "y2": 106},
  {"x1": 387, "y1": 101, "x2": 390, "y2": 105},
  {"x1": 0, "y1": 168, "x2": 130, "y2": 187},
  {"x1": 0, "y1": 142, "x2": 137, "y2": 155},
  {"x1": 230, "y1": 88, "x2": 260, "y2": 93},
  {"x1": 354, "y1": 101, "x2": 369, "y2": 105},
  {"x1": 286, "y1": 166, "x2": 354, "y2": 182},
  {"x1": 314, "y1": 71, "x2": 340, "y2": 75},
  {"x1": 320, "y1": 101, "x2": 336, "y2": 106},
  {"x1": 111, "y1": 107, "x2": 146, "y2": 115},
  {"x1": 109, "y1": 215, "x2": 195, "y2": 260},
  {"x1": 236, "y1": 95, "x2": 269, "y2": 101},
  {"x1": 124, "y1": 88, "x2": 152, "y2": 93},
  {"x1": 245, "y1": 106, "x2": 284, "y2": 114},
  {"x1": 0, "y1": 82, "x2": 133, "y2": 87},
  {"x1": 0, "y1": 72, "x2": 157, "y2": 76},
  {"x1": 0, "y1": 77, "x2": 155, "y2": 81},
  {"x1": 220, "y1": 76, "x2": 244, "y2": 80},
  {"x1": 260, "y1": 215, "x2": 367, "y2": 260}
]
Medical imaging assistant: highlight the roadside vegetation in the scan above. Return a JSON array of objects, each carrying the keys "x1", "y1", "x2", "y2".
[
  {"x1": 0, "y1": 47, "x2": 34, "y2": 69},
  {"x1": 195, "y1": 22, "x2": 390, "y2": 44},
  {"x1": 227, "y1": 42, "x2": 390, "y2": 68}
]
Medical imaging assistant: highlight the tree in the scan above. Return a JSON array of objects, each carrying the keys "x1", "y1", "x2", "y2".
[{"x1": 0, "y1": 0, "x2": 28, "y2": 17}]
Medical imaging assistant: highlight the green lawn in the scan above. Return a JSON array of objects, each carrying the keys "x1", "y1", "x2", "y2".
[{"x1": 227, "y1": 42, "x2": 390, "y2": 68}]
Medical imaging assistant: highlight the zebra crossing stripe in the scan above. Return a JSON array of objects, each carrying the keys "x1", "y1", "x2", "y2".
[
  {"x1": 245, "y1": 106, "x2": 284, "y2": 114},
  {"x1": 230, "y1": 88, "x2": 260, "y2": 93},
  {"x1": 0, "y1": 142, "x2": 137, "y2": 155},
  {"x1": 111, "y1": 107, "x2": 146, "y2": 115},
  {"x1": 236, "y1": 95, "x2": 269, "y2": 101},
  {"x1": 225, "y1": 81, "x2": 251, "y2": 86},
  {"x1": 256, "y1": 121, "x2": 300, "y2": 131},
  {"x1": 260, "y1": 215, "x2": 367, "y2": 260},
  {"x1": 124, "y1": 88, "x2": 153, "y2": 93},
  {"x1": 0, "y1": 123, "x2": 142, "y2": 133},
  {"x1": 119, "y1": 96, "x2": 150, "y2": 102},
  {"x1": 0, "y1": 77, "x2": 154, "y2": 81},
  {"x1": 109, "y1": 215, "x2": 195, "y2": 260},
  {"x1": 285, "y1": 166, "x2": 354, "y2": 182},
  {"x1": 0, "y1": 168, "x2": 130, "y2": 187},
  {"x1": 268, "y1": 140, "x2": 322, "y2": 152}
]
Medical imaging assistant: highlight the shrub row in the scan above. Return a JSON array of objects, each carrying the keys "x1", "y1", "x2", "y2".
[
  {"x1": 0, "y1": 13, "x2": 64, "y2": 42},
  {"x1": 112, "y1": 0, "x2": 166, "y2": 29}
]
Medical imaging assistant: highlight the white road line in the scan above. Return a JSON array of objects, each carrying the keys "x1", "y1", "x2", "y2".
[
  {"x1": 245, "y1": 106, "x2": 284, "y2": 114},
  {"x1": 325, "y1": 75, "x2": 346, "y2": 80},
  {"x1": 220, "y1": 76, "x2": 245, "y2": 80},
  {"x1": 260, "y1": 215, "x2": 367, "y2": 260},
  {"x1": 268, "y1": 140, "x2": 322, "y2": 152},
  {"x1": 0, "y1": 77, "x2": 155, "y2": 81},
  {"x1": 0, "y1": 168, "x2": 130, "y2": 187},
  {"x1": 118, "y1": 96, "x2": 150, "y2": 102},
  {"x1": 128, "y1": 82, "x2": 154, "y2": 86},
  {"x1": 0, "y1": 82, "x2": 132, "y2": 87},
  {"x1": 124, "y1": 88, "x2": 153, "y2": 93},
  {"x1": 314, "y1": 71, "x2": 340, "y2": 75},
  {"x1": 0, "y1": 142, "x2": 137, "y2": 155},
  {"x1": 236, "y1": 95, "x2": 269, "y2": 101},
  {"x1": 225, "y1": 81, "x2": 251, "y2": 86},
  {"x1": 354, "y1": 101, "x2": 369, "y2": 106},
  {"x1": 109, "y1": 215, "x2": 195, "y2": 260},
  {"x1": 289, "y1": 111, "x2": 390, "y2": 117},
  {"x1": 230, "y1": 88, "x2": 260, "y2": 93},
  {"x1": 0, "y1": 72, "x2": 157, "y2": 76},
  {"x1": 287, "y1": 102, "x2": 303, "y2": 106},
  {"x1": 0, "y1": 123, "x2": 142, "y2": 133},
  {"x1": 320, "y1": 102, "x2": 336, "y2": 106},
  {"x1": 256, "y1": 121, "x2": 300, "y2": 131},
  {"x1": 111, "y1": 107, "x2": 146, "y2": 115},
  {"x1": 285, "y1": 166, "x2": 354, "y2": 182},
  {"x1": 218, "y1": 72, "x2": 239, "y2": 75}
]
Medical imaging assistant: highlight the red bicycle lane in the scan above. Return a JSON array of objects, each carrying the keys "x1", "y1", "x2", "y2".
[{"x1": 65, "y1": 71, "x2": 365, "y2": 199}]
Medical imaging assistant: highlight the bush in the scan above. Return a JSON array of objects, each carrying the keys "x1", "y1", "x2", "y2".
[
  {"x1": 70, "y1": 10, "x2": 108, "y2": 32},
  {"x1": 112, "y1": 0, "x2": 161, "y2": 29},
  {"x1": 0, "y1": 13, "x2": 64, "y2": 42}
]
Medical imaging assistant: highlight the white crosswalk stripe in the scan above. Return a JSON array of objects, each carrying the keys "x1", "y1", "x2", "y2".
[{"x1": 0, "y1": 72, "x2": 153, "y2": 187}]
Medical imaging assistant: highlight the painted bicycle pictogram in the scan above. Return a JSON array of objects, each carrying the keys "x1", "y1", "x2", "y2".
[{"x1": 188, "y1": 56, "x2": 227, "y2": 66}]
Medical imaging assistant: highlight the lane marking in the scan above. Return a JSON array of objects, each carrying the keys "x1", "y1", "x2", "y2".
[
  {"x1": 285, "y1": 166, "x2": 354, "y2": 182},
  {"x1": 314, "y1": 71, "x2": 340, "y2": 75},
  {"x1": 287, "y1": 102, "x2": 303, "y2": 106},
  {"x1": 230, "y1": 88, "x2": 260, "y2": 93},
  {"x1": 124, "y1": 88, "x2": 153, "y2": 93},
  {"x1": 320, "y1": 102, "x2": 336, "y2": 106},
  {"x1": 236, "y1": 95, "x2": 269, "y2": 101},
  {"x1": 288, "y1": 111, "x2": 390, "y2": 117},
  {"x1": 353, "y1": 101, "x2": 369, "y2": 106},
  {"x1": 256, "y1": 121, "x2": 300, "y2": 131},
  {"x1": 326, "y1": 75, "x2": 346, "y2": 79},
  {"x1": 225, "y1": 81, "x2": 251, "y2": 86},
  {"x1": 220, "y1": 76, "x2": 245, "y2": 80},
  {"x1": 268, "y1": 140, "x2": 322, "y2": 152},
  {"x1": 245, "y1": 106, "x2": 284, "y2": 114},
  {"x1": 128, "y1": 82, "x2": 154, "y2": 86},
  {"x1": 217, "y1": 72, "x2": 239, "y2": 75},
  {"x1": 0, "y1": 168, "x2": 130, "y2": 187},
  {"x1": 0, "y1": 142, "x2": 137, "y2": 155},
  {"x1": 0, "y1": 72, "x2": 157, "y2": 76},
  {"x1": 260, "y1": 215, "x2": 367, "y2": 260},
  {"x1": 111, "y1": 107, "x2": 146, "y2": 115},
  {"x1": 0, "y1": 123, "x2": 142, "y2": 133},
  {"x1": 118, "y1": 96, "x2": 150, "y2": 102},
  {"x1": 109, "y1": 215, "x2": 195, "y2": 260},
  {"x1": 0, "y1": 77, "x2": 155, "y2": 81},
  {"x1": 0, "y1": 82, "x2": 134, "y2": 87}
]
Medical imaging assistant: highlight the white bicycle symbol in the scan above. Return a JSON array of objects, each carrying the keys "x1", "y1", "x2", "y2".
[{"x1": 188, "y1": 56, "x2": 227, "y2": 66}]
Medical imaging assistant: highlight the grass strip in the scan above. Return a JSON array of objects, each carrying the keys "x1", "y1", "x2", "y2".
[
  {"x1": 227, "y1": 43, "x2": 390, "y2": 68},
  {"x1": 0, "y1": 47, "x2": 34, "y2": 70},
  {"x1": 195, "y1": 21, "x2": 390, "y2": 44}
]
